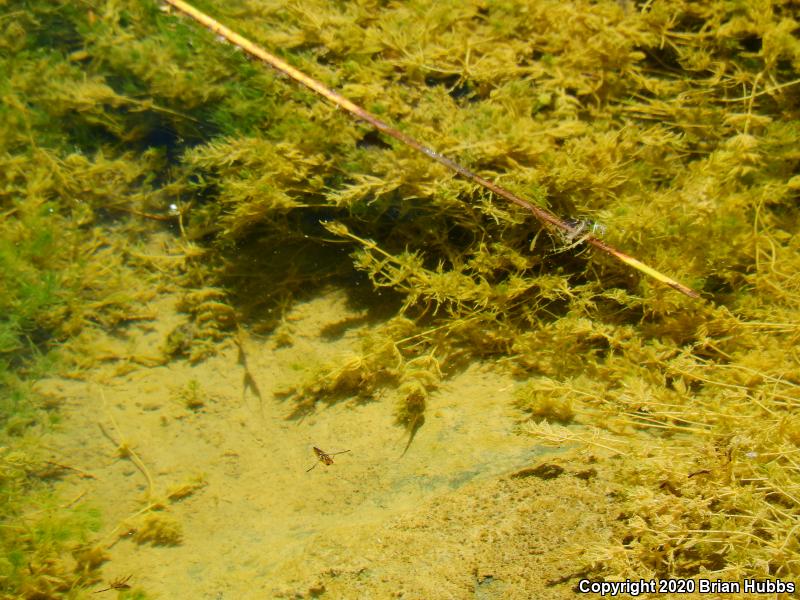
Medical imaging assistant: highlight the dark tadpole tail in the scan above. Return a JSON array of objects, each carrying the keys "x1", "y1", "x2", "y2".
[
  {"x1": 400, "y1": 414, "x2": 425, "y2": 457},
  {"x1": 235, "y1": 330, "x2": 263, "y2": 408}
]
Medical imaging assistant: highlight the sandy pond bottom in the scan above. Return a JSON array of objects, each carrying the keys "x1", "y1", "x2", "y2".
[{"x1": 39, "y1": 289, "x2": 621, "y2": 599}]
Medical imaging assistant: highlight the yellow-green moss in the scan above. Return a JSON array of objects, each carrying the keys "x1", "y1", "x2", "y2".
[{"x1": 2, "y1": 0, "x2": 800, "y2": 590}]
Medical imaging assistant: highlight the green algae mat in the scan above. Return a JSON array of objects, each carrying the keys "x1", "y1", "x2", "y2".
[{"x1": 1, "y1": 0, "x2": 800, "y2": 597}]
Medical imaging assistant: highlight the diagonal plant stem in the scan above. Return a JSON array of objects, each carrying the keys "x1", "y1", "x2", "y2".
[{"x1": 163, "y1": 0, "x2": 700, "y2": 299}]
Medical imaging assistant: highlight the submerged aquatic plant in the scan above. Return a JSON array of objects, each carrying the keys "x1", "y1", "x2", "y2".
[
  {"x1": 2, "y1": 0, "x2": 800, "y2": 591},
  {"x1": 153, "y1": 0, "x2": 800, "y2": 582},
  {"x1": 165, "y1": 0, "x2": 700, "y2": 299}
]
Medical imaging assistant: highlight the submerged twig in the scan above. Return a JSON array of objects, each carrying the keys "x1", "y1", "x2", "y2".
[
  {"x1": 99, "y1": 389, "x2": 155, "y2": 503},
  {"x1": 162, "y1": 0, "x2": 699, "y2": 299}
]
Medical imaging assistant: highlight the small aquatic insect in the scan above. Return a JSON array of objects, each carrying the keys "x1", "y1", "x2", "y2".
[
  {"x1": 94, "y1": 574, "x2": 132, "y2": 593},
  {"x1": 306, "y1": 446, "x2": 350, "y2": 472},
  {"x1": 554, "y1": 218, "x2": 608, "y2": 254},
  {"x1": 564, "y1": 218, "x2": 607, "y2": 241}
]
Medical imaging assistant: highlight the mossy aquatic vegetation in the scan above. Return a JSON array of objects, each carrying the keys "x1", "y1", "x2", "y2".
[
  {"x1": 171, "y1": 378, "x2": 206, "y2": 410},
  {"x1": 169, "y1": 0, "x2": 701, "y2": 298},
  {"x1": 163, "y1": 288, "x2": 237, "y2": 363},
  {"x1": 1, "y1": 0, "x2": 800, "y2": 592},
  {"x1": 157, "y1": 0, "x2": 800, "y2": 582},
  {"x1": 129, "y1": 513, "x2": 183, "y2": 547},
  {"x1": 96, "y1": 390, "x2": 204, "y2": 555},
  {"x1": 0, "y1": 438, "x2": 106, "y2": 599}
]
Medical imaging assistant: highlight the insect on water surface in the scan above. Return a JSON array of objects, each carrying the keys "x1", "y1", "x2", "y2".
[
  {"x1": 94, "y1": 574, "x2": 132, "y2": 593},
  {"x1": 306, "y1": 446, "x2": 350, "y2": 472}
]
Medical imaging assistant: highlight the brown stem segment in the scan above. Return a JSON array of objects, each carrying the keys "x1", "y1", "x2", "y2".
[{"x1": 162, "y1": 0, "x2": 700, "y2": 299}]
